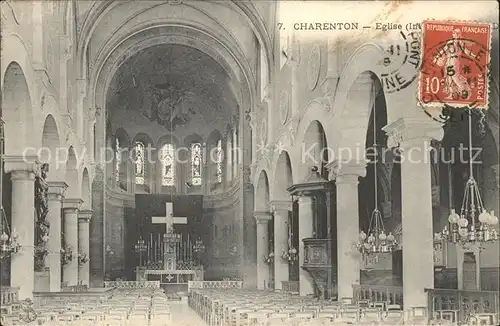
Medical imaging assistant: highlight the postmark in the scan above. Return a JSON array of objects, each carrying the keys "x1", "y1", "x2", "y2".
[
  {"x1": 380, "y1": 30, "x2": 423, "y2": 94},
  {"x1": 418, "y1": 20, "x2": 492, "y2": 110}
]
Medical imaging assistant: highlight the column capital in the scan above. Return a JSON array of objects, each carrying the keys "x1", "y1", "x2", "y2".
[
  {"x1": 78, "y1": 209, "x2": 92, "y2": 222},
  {"x1": 297, "y1": 196, "x2": 312, "y2": 204},
  {"x1": 254, "y1": 211, "x2": 272, "y2": 224},
  {"x1": 63, "y1": 198, "x2": 83, "y2": 211},
  {"x1": 270, "y1": 200, "x2": 292, "y2": 212},
  {"x1": 383, "y1": 117, "x2": 444, "y2": 149},
  {"x1": 3, "y1": 155, "x2": 39, "y2": 175},
  {"x1": 325, "y1": 160, "x2": 367, "y2": 182},
  {"x1": 47, "y1": 181, "x2": 68, "y2": 201}
]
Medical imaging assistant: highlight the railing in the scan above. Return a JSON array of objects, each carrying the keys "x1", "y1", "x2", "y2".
[
  {"x1": 426, "y1": 288, "x2": 500, "y2": 324},
  {"x1": 103, "y1": 281, "x2": 160, "y2": 289},
  {"x1": 187, "y1": 280, "x2": 243, "y2": 292},
  {"x1": 282, "y1": 281, "x2": 300, "y2": 294},
  {"x1": 61, "y1": 284, "x2": 88, "y2": 292},
  {"x1": 353, "y1": 284, "x2": 403, "y2": 307},
  {"x1": 0, "y1": 286, "x2": 19, "y2": 306}
]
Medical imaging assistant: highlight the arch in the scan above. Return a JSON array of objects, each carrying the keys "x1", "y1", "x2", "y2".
[
  {"x1": 65, "y1": 146, "x2": 80, "y2": 198},
  {"x1": 93, "y1": 25, "x2": 253, "y2": 114},
  {"x1": 81, "y1": 168, "x2": 91, "y2": 209},
  {"x1": 183, "y1": 133, "x2": 204, "y2": 147},
  {"x1": 331, "y1": 43, "x2": 441, "y2": 151},
  {"x1": 293, "y1": 100, "x2": 339, "y2": 179},
  {"x1": 114, "y1": 127, "x2": 130, "y2": 148},
  {"x1": 301, "y1": 120, "x2": 328, "y2": 180},
  {"x1": 255, "y1": 170, "x2": 270, "y2": 211},
  {"x1": 77, "y1": 1, "x2": 272, "y2": 84},
  {"x1": 157, "y1": 134, "x2": 181, "y2": 148},
  {"x1": 1, "y1": 62, "x2": 35, "y2": 155},
  {"x1": 132, "y1": 132, "x2": 155, "y2": 147},
  {"x1": 40, "y1": 114, "x2": 63, "y2": 180},
  {"x1": 272, "y1": 151, "x2": 293, "y2": 201}
]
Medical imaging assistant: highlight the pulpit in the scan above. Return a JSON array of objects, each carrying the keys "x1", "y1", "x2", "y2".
[{"x1": 301, "y1": 238, "x2": 335, "y2": 299}]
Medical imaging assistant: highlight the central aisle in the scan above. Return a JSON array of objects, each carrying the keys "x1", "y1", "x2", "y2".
[{"x1": 169, "y1": 302, "x2": 208, "y2": 326}]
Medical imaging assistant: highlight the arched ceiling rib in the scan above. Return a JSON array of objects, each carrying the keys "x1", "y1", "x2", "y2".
[{"x1": 76, "y1": 0, "x2": 273, "y2": 82}]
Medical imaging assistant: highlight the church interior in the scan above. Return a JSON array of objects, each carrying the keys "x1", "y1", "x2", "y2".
[{"x1": 0, "y1": 1, "x2": 499, "y2": 325}]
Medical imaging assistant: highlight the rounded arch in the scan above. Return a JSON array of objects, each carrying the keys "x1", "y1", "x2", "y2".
[
  {"x1": 183, "y1": 133, "x2": 204, "y2": 147},
  {"x1": 255, "y1": 170, "x2": 270, "y2": 211},
  {"x1": 65, "y1": 146, "x2": 80, "y2": 198},
  {"x1": 81, "y1": 168, "x2": 91, "y2": 209},
  {"x1": 132, "y1": 132, "x2": 155, "y2": 148},
  {"x1": 77, "y1": 1, "x2": 272, "y2": 84},
  {"x1": 156, "y1": 134, "x2": 181, "y2": 148},
  {"x1": 114, "y1": 127, "x2": 131, "y2": 149},
  {"x1": 207, "y1": 129, "x2": 223, "y2": 146},
  {"x1": 1, "y1": 62, "x2": 35, "y2": 154},
  {"x1": 332, "y1": 43, "x2": 438, "y2": 150},
  {"x1": 40, "y1": 114, "x2": 62, "y2": 180},
  {"x1": 272, "y1": 151, "x2": 293, "y2": 201},
  {"x1": 300, "y1": 120, "x2": 328, "y2": 180}
]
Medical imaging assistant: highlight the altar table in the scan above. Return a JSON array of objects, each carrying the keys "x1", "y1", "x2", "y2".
[{"x1": 136, "y1": 268, "x2": 203, "y2": 293}]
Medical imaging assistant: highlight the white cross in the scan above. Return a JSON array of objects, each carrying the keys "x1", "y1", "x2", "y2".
[{"x1": 152, "y1": 202, "x2": 187, "y2": 234}]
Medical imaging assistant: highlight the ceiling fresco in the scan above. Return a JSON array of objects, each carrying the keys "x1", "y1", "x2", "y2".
[{"x1": 107, "y1": 44, "x2": 238, "y2": 132}]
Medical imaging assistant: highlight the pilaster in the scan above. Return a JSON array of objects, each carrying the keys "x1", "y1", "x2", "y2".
[
  {"x1": 271, "y1": 200, "x2": 291, "y2": 290},
  {"x1": 298, "y1": 196, "x2": 314, "y2": 296},
  {"x1": 46, "y1": 181, "x2": 68, "y2": 292},
  {"x1": 254, "y1": 211, "x2": 272, "y2": 290},
  {"x1": 62, "y1": 198, "x2": 82, "y2": 286},
  {"x1": 78, "y1": 209, "x2": 92, "y2": 286}
]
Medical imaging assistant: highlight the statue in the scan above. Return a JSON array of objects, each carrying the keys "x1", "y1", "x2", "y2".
[{"x1": 35, "y1": 163, "x2": 50, "y2": 243}]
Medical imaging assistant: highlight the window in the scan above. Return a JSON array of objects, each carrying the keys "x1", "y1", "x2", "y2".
[
  {"x1": 160, "y1": 144, "x2": 175, "y2": 186},
  {"x1": 134, "y1": 142, "x2": 145, "y2": 185},
  {"x1": 115, "y1": 137, "x2": 121, "y2": 182},
  {"x1": 216, "y1": 139, "x2": 223, "y2": 183},
  {"x1": 191, "y1": 143, "x2": 202, "y2": 186}
]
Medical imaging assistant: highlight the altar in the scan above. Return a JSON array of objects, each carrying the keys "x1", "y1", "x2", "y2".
[
  {"x1": 136, "y1": 268, "x2": 204, "y2": 293},
  {"x1": 133, "y1": 202, "x2": 205, "y2": 294}
]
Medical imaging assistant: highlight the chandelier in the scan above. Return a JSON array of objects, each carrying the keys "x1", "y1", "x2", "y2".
[
  {"x1": 436, "y1": 110, "x2": 499, "y2": 247},
  {"x1": 0, "y1": 118, "x2": 21, "y2": 260},
  {"x1": 356, "y1": 86, "x2": 396, "y2": 258},
  {"x1": 193, "y1": 238, "x2": 205, "y2": 253},
  {"x1": 134, "y1": 237, "x2": 147, "y2": 252}
]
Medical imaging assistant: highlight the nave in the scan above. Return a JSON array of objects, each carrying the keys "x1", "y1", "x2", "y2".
[{"x1": 1, "y1": 285, "x2": 206, "y2": 326}]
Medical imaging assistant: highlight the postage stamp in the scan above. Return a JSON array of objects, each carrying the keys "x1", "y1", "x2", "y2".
[{"x1": 419, "y1": 20, "x2": 492, "y2": 109}]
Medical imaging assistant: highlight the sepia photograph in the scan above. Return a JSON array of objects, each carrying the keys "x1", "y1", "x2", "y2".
[{"x1": 0, "y1": 1, "x2": 498, "y2": 325}]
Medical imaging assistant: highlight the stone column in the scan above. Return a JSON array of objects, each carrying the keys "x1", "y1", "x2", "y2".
[
  {"x1": 271, "y1": 201, "x2": 291, "y2": 290},
  {"x1": 47, "y1": 182, "x2": 68, "y2": 292},
  {"x1": 384, "y1": 118, "x2": 443, "y2": 309},
  {"x1": 298, "y1": 196, "x2": 315, "y2": 296},
  {"x1": 62, "y1": 199, "x2": 82, "y2": 286},
  {"x1": 4, "y1": 157, "x2": 38, "y2": 300},
  {"x1": 78, "y1": 209, "x2": 92, "y2": 286},
  {"x1": 254, "y1": 211, "x2": 271, "y2": 290},
  {"x1": 328, "y1": 161, "x2": 366, "y2": 300}
]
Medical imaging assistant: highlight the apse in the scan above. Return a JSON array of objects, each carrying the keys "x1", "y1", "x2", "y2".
[{"x1": 105, "y1": 44, "x2": 239, "y2": 142}]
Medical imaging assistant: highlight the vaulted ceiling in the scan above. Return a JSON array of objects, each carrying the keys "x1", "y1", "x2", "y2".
[{"x1": 107, "y1": 44, "x2": 238, "y2": 134}]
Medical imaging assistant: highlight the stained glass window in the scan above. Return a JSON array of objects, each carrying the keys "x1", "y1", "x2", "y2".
[
  {"x1": 216, "y1": 139, "x2": 223, "y2": 183},
  {"x1": 115, "y1": 137, "x2": 121, "y2": 183},
  {"x1": 134, "y1": 142, "x2": 145, "y2": 185},
  {"x1": 191, "y1": 143, "x2": 202, "y2": 186},
  {"x1": 160, "y1": 144, "x2": 175, "y2": 186}
]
